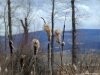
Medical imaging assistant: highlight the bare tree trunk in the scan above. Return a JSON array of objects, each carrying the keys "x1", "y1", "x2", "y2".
[
  {"x1": 8, "y1": 1, "x2": 13, "y2": 75},
  {"x1": 24, "y1": 18, "x2": 28, "y2": 44},
  {"x1": 8, "y1": 0, "x2": 13, "y2": 54},
  {"x1": 59, "y1": 16, "x2": 66, "y2": 75},
  {"x1": 20, "y1": 17, "x2": 29, "y2": 47},
  {"x1": 61, "y1": 23, "x2": 65, "y2": 72},
  {"x1": 4, "y1": 2, "x2": 7, "y2": 54},
  {"x1": 51, "y1": 0, "x2": 55, "y2": 75},
  {"x1": 8, "y1": 0, "x2": 12, "y2": 41},
  {"x1": 71, "y1": 0, "x2": 77, "y2": 65},
  {"x1": 48, "y1": 41, "x2": 52, "y2": 75}
]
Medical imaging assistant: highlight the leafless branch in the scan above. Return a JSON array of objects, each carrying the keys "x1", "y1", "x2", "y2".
[
  {"x1": 41, "y1": 17, "x2": 46, "y2": 24},
  {"x1": 20, "y1": 20, "x2": 25, "y2": 28}
]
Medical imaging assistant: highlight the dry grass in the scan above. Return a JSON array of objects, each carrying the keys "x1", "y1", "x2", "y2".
[
  {"x1": 44, "y1": 24, "x2": 51, "y2": 41},
  {"x1": 55, "y1": 29, "x2": 61, "y2": 44},
  {"x1": 0, "y1": 49, "x2": 99, "y2": 75}
]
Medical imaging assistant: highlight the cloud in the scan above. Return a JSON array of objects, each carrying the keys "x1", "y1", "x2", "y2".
[
  {"x1": 77, "y1": 4, "x2": 90, "y2": 12},
  {"x1": 0, "y1": 0, "x2": 100, "y2": 35},
  {"x1": 76, "y1": 0, "x2": 100, "y2": 29},
  {"x1": 21, "y1": 0, "x2": 100, "y2": 31}
]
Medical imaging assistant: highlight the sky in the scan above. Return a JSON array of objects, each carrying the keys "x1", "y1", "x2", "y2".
[{"x1": 0, "y1": 0, "x2": 100, "y2": 35}]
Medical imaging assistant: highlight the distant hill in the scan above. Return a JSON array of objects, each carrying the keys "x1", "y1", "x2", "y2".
[{"x1": 0, "y1": 29, "x2": 100, "y2": 53}]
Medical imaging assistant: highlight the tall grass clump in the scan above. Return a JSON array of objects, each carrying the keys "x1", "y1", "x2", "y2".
[{"x1": 41, "y1": 17, "x2": 52, "y2": 75}]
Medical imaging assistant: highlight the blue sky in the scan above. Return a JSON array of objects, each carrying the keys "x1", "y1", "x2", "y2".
[{"x1": 0, "y1": 0, "x2": 100, "y2": 35}]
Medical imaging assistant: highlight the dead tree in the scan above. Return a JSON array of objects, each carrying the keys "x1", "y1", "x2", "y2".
[
  {"x1": 61, "y1": 14, "x2": 66, "y2": 67},
  {"x1": 8, "y1": 0, "x2": 12, "y2": 41},
  {"x1": 20, "y1": 0, "x2": 31, "y2": 49},
  {"x1": 71, "y1": 0, "x2": 77, "y2": 65},
  {"x1": 20, "y1": 18, "x2": 29, "y2": 45},
  {"x1": 7, "y1": 0, "x2": 14, "y2": 75},
  {"x1": 4, "y1": 2, "x2": 8, "y2": 54},
  {"x1": 51, "y1": 0, "x2": 55, "y2": 75},
  {"x1": 59, "y1": 14, "x2": 66, "y2": 75},
  {"x1": 7, "y1": 0, "x2": 14, "y2": 74}
]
